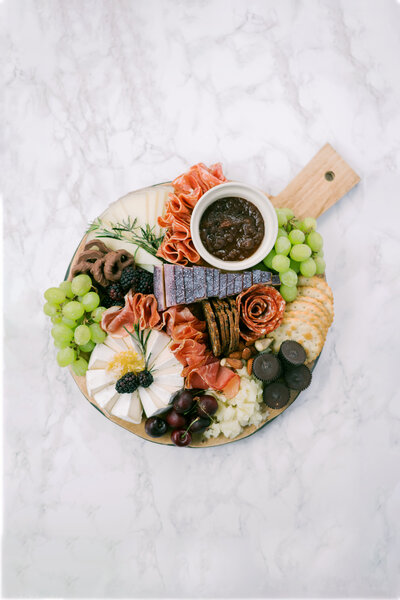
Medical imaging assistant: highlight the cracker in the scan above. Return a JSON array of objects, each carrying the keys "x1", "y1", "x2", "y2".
[
  {"x1": 297, "y1": 287, "x2": 334, "y2": 322},
  {"x1": 226, "y1": 297, "x2": 240, "y2": 352},
  {"x1": 297, "y1": 276, "x2": 334, "y2": 302},
  {"x1": 211, "y1": 299, "x2": 229, "y2": 356},
  {"x1": 268, "y1": 319, "x2": 323, "y2": 363},
  {"x1": 283, "y1": 310, "x2": 327, "y2": 339},
  {"x1": 202, "y1": 300, "x2": 221, "y2": 357},
  {"x1": 285, "y1": 299, "x2": 330, "y2": 331}
]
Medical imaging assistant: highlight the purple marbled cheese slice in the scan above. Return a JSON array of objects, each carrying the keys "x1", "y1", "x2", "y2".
[
  {"x1": 259, "y1": 271, "x2": 272, "y2": 284},
  {"x1": 183, "y1": 267, "x2": 195, "y2": 303},
  {"x1": 243, "y1": 271, "x2": 252, "y2": 290},
  {"x1": 153, "y1": 265, "x2": 165, "y2": 311},
  {"x1": 233, "y1": 273, "x2": 243, "y2": 294},
  {"x1": 271, "y1": 274, "x2": 281, "y2": 286},
  {"x1": 226, "y1": 273, "x2": 235, "y2": 296},
  {"x1": 193, "y1": 266, "x2": 207, "y2": 301},
  {"x1": 218, "y1": 273, "x2": 227, "y2": 298},
  {"x1": 164, "y1": 264, "x2": 176, "y2": 307},
  {"x1": 206, "y1": 268, "x2": 214, "y2": 297},
  {"x1": 213, "y1": 269, "x2": 220, "y2": 296},
  {"x1": 252, "y1": 270, "x2": 262, "y2": 284},
  {"x1": 174, "y1": 266, "x2": 185, "y2": 304}
]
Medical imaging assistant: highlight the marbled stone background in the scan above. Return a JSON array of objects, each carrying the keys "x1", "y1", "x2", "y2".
[{"x1": 3, "y1": 0, "x2": 400, "y2": 597}]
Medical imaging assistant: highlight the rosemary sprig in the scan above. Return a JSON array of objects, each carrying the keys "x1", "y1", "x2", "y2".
[
  {"x1": 123, "y1": 324, "x2": 153, "y2": 370},
  {"x1": 86, "y1": 217, "x2": 165, "y2": 259}
]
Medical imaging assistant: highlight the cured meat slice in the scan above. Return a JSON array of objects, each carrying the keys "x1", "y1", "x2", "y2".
[
  {"x1": 206, "y1": 268, "x2": 214, "y2": 297},
  {"x1": 185, "y1": 360, "x2": 240, "y2": 399},
  {"x1": 174, "y1": 266, "x2": 185, "y2": 304},
  {"x1": 183, "y1": 267, "x2": 195, "y2": 303},
  {"x1": 226, "y1": 273, "x2": 235, "y2": 296},
  {"x1": 218, "y1": 273, "x2": 227, "y2": 298},
  {"x1": 101, "y1": 292, "x2": 162, "y2": 337},
  {"x1": 236, "y1": 284, "x2": 286, "y2": 341},
  {"x1": 164, "y1": 264, "x2": 176, "y2": 308},
  {"x1": 193, "y1": 266, "x2": 207, "y2": 302}
]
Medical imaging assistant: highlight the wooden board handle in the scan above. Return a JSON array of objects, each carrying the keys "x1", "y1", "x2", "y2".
[{"x1": 271, "y1": 143, "x2": 360, "y2": 219}]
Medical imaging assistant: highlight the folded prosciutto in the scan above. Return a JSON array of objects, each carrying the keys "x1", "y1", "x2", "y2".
[
  {"x1": 156, "y1": 163, "x2": 227, "y2": 265},
  {"x1": 101, "y1": 292, "x2": 162, "y2": 337}
]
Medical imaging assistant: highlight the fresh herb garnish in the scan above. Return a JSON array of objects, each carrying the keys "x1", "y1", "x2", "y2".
[
  {"x1": 124, "y1": 323, "x2": 153, "y2": 370},
  {"x1": 86, "y1": 217, "x2": 165, "y2": 259}
]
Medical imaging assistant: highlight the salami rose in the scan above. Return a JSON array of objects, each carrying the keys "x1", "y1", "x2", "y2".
[{"x1": 236, "y1": 284, "x2": 286, "y2": 342}]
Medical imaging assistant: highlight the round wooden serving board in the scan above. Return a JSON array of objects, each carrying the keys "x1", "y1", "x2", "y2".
[{"x1": 67, "y1": 145, "x2": 359, "y2": 447}]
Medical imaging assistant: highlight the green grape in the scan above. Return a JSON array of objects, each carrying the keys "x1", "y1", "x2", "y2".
[
  {"x1": 263, "y1": 249, "x2": 276, "y2": 270},
  {"x1": 306, "y1": 231, "x2": 323, "y2": 252},
  {"x1": 290, "y1": 244, "x2": 312, "y2": 262},
  {"x1": 43, "y1": 302, "x2": 59, "y2": 317},
  {"x1": 280, "y1": 207, "x2": 294, "y2": 220},
  {"x1": 72, "y1": 357, "x2": 89, "y2": 376},
  {"x1": 79, "y1": 340, "x2": 95, "y2": 353},
  {"x1": 91, "y1": 307, "x2": 107, "y2": 323},
  {"x1": 280, "y1": 269, "x2": 298, "y2": 287},
  {"x1": 89, "y1": 323, "x2": 107, "y2": 344},
  {"x1": 62, "y1": 300, "x2": 85, "y2": 320},
  {"x1": 71, "y1": 273, "x2": 92, "y2": 296},
  {"x1": 57, "y1": 347, "x2": 76, "y2": 367},
  {"x1": 277, "y1": 227, "x2": 289, "y2": 238},
  {"x1": 274, "y1": 236, "x2": 291, "y2": 256},
  {"x1": 59, "y1": 281, "x2": 74, "y2": 299},
  {"x1": 44, "y1": 287, "x2": 66, "y2": 305},
  {"x1": 74, "y1": 324, "x2": 91, "y2": 346},
  {"x1": 62, "y1": 316, "x2": 76, "y2": 328},
  {"x1": 299, "y1": 217, "x2": 317, "y2": 233},
  {"x1": 314, "y1": 248, "x2": 324, "y2": 257},
  {"x1": 51, "y1": 315, "x2": 63, "y2": 324},
  {"x1": 300, "y1": 257, "x2": 317, "y2": 277},
  {"x1": 54, "y1": 338, "x2": 71, "y2": 349},
  {"x1": 290, "y1": 259, "x2": 301, "y2": 273},
  {"x1": 271, "y1": 254, "x2": 290, "y2": 273},
  {"x1": 51, "y1": 323, "x2": 74, "y2": 344},
  {"x1": 280, "y1": 284, "x2": 298, "y2": 302},
  {"x1": 81, "y1": 292, "x2": 100, "y2": 312},
  {"x1": 288, "y1": 229, "x2": 305, "y2": 245},
  {"x1": 275, "y1": 209, "x2": 288, "y2": 227},
  {"x1": 315, "y1": 256, "x2": 326, "y2": 274}
]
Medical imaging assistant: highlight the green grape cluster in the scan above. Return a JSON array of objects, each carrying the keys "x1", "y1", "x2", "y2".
[
  {"x1": 43, "y1": 274, "x2": 107, "y2": 375},
  {"x1": 263, "y1": 208, "x2": 326, "y2": 302}
]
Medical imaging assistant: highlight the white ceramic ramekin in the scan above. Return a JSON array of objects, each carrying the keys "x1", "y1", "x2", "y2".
[{"x1": 190, "y1": 182, "x2": 278, "y2": 271}]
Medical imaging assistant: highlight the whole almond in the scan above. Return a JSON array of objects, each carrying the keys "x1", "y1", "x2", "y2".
[
  {"x1": 247, "y1": 357, "x2": 254, "y2": 376},
  {"x1": 242, "y1": 347, "x2": 251, "y2": 360},
  {"x1": 228, "y1": 351, "x2": 242, "y2": 359},
  {"x1": 225, "y1": 358, "x2": 243, "y2": 370}
]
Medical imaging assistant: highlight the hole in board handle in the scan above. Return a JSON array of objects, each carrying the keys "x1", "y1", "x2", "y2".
[{"x1": 325, "y1": 171, "x2": 335, "y2": 181}]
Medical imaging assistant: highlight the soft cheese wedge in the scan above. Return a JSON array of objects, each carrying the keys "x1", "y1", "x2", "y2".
[
  {"x1": 86, "y1": 184, "x2": 173, "y2": 272},
  {"x1": 85, "y1": 329, "x2": 183, "y2": 422}
]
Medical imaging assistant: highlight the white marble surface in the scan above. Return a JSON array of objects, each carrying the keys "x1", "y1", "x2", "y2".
[{"x1": 3, "y1": 0, "x2": 400, "y2": 597}]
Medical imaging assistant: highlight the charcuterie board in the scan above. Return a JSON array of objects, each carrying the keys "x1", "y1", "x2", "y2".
[{"x1": 48, "y1": 144, "x2": 359, "y2": 448}]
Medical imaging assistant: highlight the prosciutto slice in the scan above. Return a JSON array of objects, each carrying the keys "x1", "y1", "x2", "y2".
[
  {"x1": 101, "y1": 292, "x2": 162, "y2": 337},
  {"x1": 157, "y1": 163, "x2": 227, "y2": 265}
]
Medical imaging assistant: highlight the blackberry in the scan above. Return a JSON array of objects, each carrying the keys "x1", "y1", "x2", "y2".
[
  {"x1": 116, "y1": 372, "x2": 139, "y2": 394},
  {"x1": 108, "y1": 283, "x2": 123, "y2": 301},
  {"x1": 120, "y1": 266, "x2": 154, "y2": 295},
  {"x1": 137, "y1": 370, "x2": 154, "y2": 388},
  {"x1": 120, "y1": 266, "x2": 138, "y2": 292}
]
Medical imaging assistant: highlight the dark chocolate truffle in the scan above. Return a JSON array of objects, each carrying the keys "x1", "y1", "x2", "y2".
[
  {"x1": 252, "y1": 353, "x2": 282, "y2": 383},
  {"x1": 263, "y1": 382, "x2": 290, "y2": 409},
  {"x1": 284, "y1": 364, "x2": 312, "y2": 391},
  {"x1": 278, "y1": 340, "x2": 306, "y2": 368}
]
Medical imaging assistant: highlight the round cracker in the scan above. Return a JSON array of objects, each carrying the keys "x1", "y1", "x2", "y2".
[
  {"x1": 268, "y1": 317, "x2": 323, "y2": 363},
  {"x1": 283, "y1": 309, "x2": 327, "y2": 339},
  {"x1": 297, "y1": 287, "x2": 334, "y2": 322},
  {"x1": 285, "y1": 298, "x2": 330, "y2": 331},
  {"x1": 297, "y1": 276, "x2": 334, "y2": 302}
]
